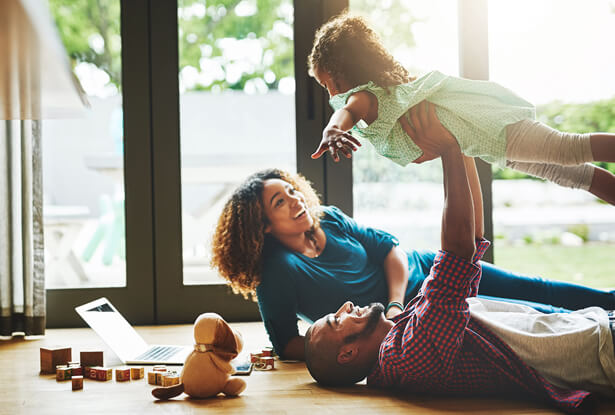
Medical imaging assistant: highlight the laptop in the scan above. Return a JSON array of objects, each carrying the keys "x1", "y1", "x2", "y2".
[{"x1": 75, "y1": 297, "x2": 192, "y2": 365}]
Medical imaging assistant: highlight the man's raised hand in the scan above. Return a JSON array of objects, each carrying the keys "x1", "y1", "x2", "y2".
[{"x1": 399, "y1": 101, "x2": 458, "y2": 163}]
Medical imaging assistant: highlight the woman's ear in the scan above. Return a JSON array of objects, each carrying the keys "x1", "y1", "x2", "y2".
[
  {"x1": 336, "y1": 344, "x2": 359, "y2": 365},
  {"x1": 264, "y1": 223, "x2": 272, "y2": 234}
]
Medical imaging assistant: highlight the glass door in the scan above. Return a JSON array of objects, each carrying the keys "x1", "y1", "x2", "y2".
[{"x1": 45, "y1": 0, "x2": 156, "y2": 327}]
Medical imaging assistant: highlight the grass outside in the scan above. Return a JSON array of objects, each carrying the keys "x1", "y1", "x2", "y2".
[{"x1": 494, "y1": 243, "x2": 615, "y2": 290}]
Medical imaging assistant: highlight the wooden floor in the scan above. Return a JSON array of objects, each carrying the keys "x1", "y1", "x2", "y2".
[{"x1": 2, "y1": 321, "x2": 615, "y2": 415}]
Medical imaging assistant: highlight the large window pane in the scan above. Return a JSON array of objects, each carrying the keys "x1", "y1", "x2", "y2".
[
  {"x1": 178, "y1": 0, "x2": 296, "y2": 284},
  {"x1": 44, "y1": 1, "x2": 125, "y2": 289},
  {"x1": 488, "y1": 0, "x2": 615, "y2": 288},
  {"x1": 351, "y1": 0, "x2": 458, "y2": 251}
]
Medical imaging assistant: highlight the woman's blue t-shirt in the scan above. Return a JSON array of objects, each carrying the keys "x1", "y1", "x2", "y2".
[{"x1": 255, "y1": 205, "x2": 435, "y2": 357}]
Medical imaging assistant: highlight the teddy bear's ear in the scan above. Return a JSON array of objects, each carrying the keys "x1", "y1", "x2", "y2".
[{"x1": 214, "y1": 318, "x2": 242, "y2": 360}]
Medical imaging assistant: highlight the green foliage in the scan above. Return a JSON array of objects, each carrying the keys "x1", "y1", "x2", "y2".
[
  {"x1": 539, "y1": 98, "x2": 615, "y2": 134},
  {"x1": 521, "y1": 230, "x2": 563, "y2": 246},
  {"x1": 48, "y1": 0, "x2": 294, "y2": 93},
  {"x1": 538, "y1": 98, "x2": 615, "y2": 175},
  {"x1": 49, "y1": 0, "x2": 122, "y2": 88},
  {"x1": 178, "y1": 0, "x2": 293, "y2": 91},
  {"x1": 350, "y1": 0, "x2": 419, "y2": 67},
  {"x1": 566, "y1": 224, "x2": 590, "y2": 242}
]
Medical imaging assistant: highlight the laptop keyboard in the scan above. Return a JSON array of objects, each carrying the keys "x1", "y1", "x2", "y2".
[{"x1": 135, "y1": 346, "x2": 183, "y2": 361}]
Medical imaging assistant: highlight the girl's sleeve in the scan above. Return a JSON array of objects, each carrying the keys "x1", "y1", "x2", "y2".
[
  {"x1": 255, "y1": 256, "x2": 301, "y2": 359},
  {"x1": 324, "y1": 205, "x2": 399, "y2": 263}
]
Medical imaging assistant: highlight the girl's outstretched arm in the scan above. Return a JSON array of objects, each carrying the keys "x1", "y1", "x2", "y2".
[{"x1": 311, "y1": 92, "x2": 371, "y2": 161}]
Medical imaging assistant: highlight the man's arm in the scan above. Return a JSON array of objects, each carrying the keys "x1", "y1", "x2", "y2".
[
  {"x1": 440, "y1": 148, "x2": 475, "y2": 260},
  {"x1": 403, "y1": 101, "x2": 475, "y2": 259},
  {"x1": 395, "y1": 102, "x2": 486, "y2": 377},
  {"x1": 400, "y1": 103, "x2": 483, "y2": 243},
  {"x1": 463, "y1": 155, "x2": 484, "y2": 240}
]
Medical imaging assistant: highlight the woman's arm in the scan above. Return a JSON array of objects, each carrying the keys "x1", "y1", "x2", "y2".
[
  {"x1": 383, "y1": 245, "x2": 409, "y2": 318},
  {"x1": 282, "y1": 335, "x2": 305, "y2": 360}
]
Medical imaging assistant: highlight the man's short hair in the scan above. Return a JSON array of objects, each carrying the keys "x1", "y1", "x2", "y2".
[{"x1": 304, "y1": 325, "x2": 369, "y2": 386}]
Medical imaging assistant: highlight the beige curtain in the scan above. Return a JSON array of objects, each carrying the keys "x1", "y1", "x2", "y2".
[
  {"x1": 0, "y1": 120, "x2": 45, "y2": 336},
  {"x1": 0, "y1": 0, "x2": 88, "y2": 336}
]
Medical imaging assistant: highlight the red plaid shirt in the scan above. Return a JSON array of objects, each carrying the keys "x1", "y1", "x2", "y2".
[{"x1": 368, "y1": 239, "x2": 595, "y2": 414}]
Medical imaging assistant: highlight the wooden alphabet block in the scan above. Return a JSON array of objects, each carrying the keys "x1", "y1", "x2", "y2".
[
  {"x1": 96, "y1": 367, "x2": 112, "y2": 381},
  {"x1": 130, "y1": 367, "x2": 144, "y2": 380},
  {"x1": 72, "y1": 376, "x2": 83, "y2": 391},
  {"x1": 79, "y1": 351, "x2": 103, "y2": 367},
  {"x1": 40, "y1": 347, "x2": 71, "y2": 374},
  {"x1": 115, "y1": 367, "x2": 130, "y2": 382}
]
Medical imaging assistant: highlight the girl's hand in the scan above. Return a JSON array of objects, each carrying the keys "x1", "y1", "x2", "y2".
[
  {"x1": 399, "y1": 101, "x2": 458, "y2": 163},
  {"x1": 311, "y1": 127, "x2": 362, "y2": 162}
]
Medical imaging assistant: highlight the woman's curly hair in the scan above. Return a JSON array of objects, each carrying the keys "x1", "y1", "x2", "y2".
[
  {"x1": 308, "y1": 11, "x2": 414, "y2": 91},
  {"x1": 210, "y1": 168, "x2": 323, "y2": 300}
]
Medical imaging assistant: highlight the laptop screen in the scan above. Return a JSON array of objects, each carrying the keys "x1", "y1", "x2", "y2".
[{"x1": 75, "y1": 297, "x2": 148, "y2": 361}]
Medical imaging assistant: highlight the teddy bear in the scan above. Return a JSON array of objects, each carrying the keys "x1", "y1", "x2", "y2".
[{"x1": 152, "y1": 312, "x2": 247, "y2": 400}]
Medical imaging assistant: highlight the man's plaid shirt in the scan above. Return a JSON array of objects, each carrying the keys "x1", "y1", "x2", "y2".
[{"x1": 368, "y1": 239, "x2": 595, "y2": 414}]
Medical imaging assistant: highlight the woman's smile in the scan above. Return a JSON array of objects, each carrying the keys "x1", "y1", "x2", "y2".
[{"x1": 294, "y1": 209, "x2": 307, "y2": 220}]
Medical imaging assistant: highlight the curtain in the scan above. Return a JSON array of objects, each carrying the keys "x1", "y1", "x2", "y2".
[
  {"x1": 0, "y1": 120, "x2": 45, "y2": 336},
  {"x1": 0, "y1": 0, "x2": 88, "y2": 337}
]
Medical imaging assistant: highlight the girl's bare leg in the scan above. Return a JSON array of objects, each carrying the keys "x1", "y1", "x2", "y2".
[
  {"x1": 590, "y1": 133, "x2": 615, "y2": 162},
  {"x1": 506, "y1": 161, "x2": 615, "y2": 206},
  {"x1": 589, "y1": 165, "x2": 615, "y2": 206}
]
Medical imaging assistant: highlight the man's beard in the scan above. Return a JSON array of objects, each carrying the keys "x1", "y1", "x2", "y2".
[{"x1": 343, "y1": 303, "x2": 385, "y2": 344}]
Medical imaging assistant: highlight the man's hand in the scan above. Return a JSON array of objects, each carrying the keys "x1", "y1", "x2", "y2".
[
  {"x1": 311, "y1": 127, "x2": 362, "y2": 162},
  {"x1": 399, "y1": 101, "x2": 458, "y2": 163}
]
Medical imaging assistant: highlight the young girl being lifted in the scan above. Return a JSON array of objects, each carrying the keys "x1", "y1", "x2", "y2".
[{"x1": 309, "y1": 11, "x2": 615, "y2": 206}]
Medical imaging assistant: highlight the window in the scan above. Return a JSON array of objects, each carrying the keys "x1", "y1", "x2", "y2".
[{"x1": 488, "y1": 0, "x2": 615, "y2": 288}]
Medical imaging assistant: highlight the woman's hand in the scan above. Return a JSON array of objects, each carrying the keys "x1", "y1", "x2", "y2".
[
  {"x1": 311, "y1": 126, "x2": 362, "y2": 162},
  {"x1": 385, "y1": 307, "x2": 403, "y2": 320},
  {"x1": 399, "y1": 101, "x2": 458, "y2": 163}
]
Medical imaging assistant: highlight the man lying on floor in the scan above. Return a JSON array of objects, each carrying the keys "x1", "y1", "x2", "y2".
[{"x1": 304, "y1": 120, "x2": 615, "y2": 414}]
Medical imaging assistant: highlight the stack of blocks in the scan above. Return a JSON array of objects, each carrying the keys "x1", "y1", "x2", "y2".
[{"x1": 40, "y1": 347, "x2": 144, "y2": 391}]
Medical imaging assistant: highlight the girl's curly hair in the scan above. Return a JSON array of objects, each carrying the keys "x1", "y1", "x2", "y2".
[
  {"x1": 210, "y1": 168, "x2": 323, "y2": 300},
  {"x1": 308, "y1": 11, "x2": 414, "y2": 90}
]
